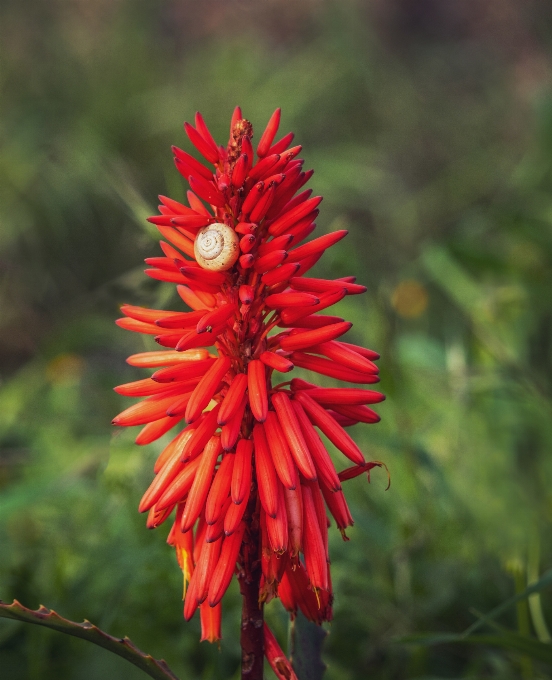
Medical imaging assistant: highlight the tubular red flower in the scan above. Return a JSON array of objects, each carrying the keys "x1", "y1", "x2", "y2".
[
  {"x1": 205, "y1": 453, "x2": 234, "y2": 525},
  {"x1": 247, "y1": 359, "x2": 268, "y2": 422},
  {"x1": 257, "y1": 108, "x2": 281, "y2": 158},
  {"x1": 180, "y1": 435, "x2": 222, "y2": 533},
  {"x1": 113, "y1": 108, "x2": 384, "y2": 655},
  {"x1": 271, "y1": 391, "x2": 317, "y2": 481},
  {"x1": 253, "y1": 424, "x2": 280, "y2": 519},
  {"x1": 231, "y1": 438, "x2": 253, "y2": 505},
  {"x1": 263, "y1": 413, "x2": 298, "y2": 490}
]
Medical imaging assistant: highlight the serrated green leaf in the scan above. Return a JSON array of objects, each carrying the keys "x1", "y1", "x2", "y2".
[{"x1": 0, "y1": 600, "x2": 180, "y2": 680}]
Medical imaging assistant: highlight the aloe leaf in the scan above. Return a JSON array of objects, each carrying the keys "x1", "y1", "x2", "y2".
[
  {"x1": 0, "y1": 600, "x2": 180, "y2": 680},
  {"x1": 289, "y1": 611, "x2": 327, "y2": 680}
]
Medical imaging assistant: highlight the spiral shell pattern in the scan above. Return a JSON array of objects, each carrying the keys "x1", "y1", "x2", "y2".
[{"x1": 194, "y1": 223, "x2": 239, "y2": 271}]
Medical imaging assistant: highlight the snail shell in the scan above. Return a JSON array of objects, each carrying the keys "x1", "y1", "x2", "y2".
[{"x1": 194, "y1": 223, "x2": 239, "y2": 271}]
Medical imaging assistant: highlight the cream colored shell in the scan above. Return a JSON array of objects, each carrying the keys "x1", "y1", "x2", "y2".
[{"x1": 194, "y1": 223, "x2": 239, "y2": 271}]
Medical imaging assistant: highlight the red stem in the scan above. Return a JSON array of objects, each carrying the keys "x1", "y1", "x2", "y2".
[{"x1": 238, "y1": 494, "x2": 264, "y2": 680}]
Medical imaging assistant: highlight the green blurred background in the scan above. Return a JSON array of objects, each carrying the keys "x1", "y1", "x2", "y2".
[{"x1": 2, "y1": 1, "x2": 552, "y2": 678}]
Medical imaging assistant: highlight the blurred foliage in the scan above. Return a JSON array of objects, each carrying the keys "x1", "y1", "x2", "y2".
[{"x1": 2, "y1": 0, "x2": 552, "y2": 678}]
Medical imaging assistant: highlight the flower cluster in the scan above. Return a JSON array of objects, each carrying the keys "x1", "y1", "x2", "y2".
[{"x1": 113, "y1": 108, "x2": 384, "y2": 655}]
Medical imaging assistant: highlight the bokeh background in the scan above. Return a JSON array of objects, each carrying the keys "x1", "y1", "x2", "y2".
[{"x1": 2, "y1": 1, "x2": 552, "y2": 678}]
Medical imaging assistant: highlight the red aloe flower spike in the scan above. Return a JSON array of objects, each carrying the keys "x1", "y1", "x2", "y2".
[{"x1": 113, "y1": 109, "x2": 384, "y2": 672}]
